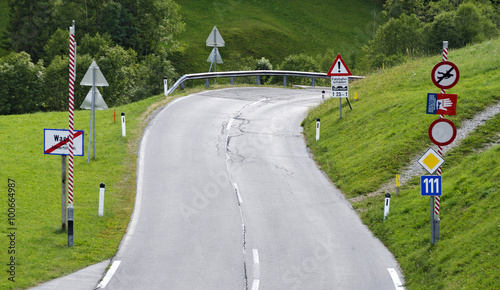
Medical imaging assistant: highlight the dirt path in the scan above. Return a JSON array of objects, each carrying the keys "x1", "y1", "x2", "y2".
[{"x1": 349, "y1": 102, "x2": 500, "y2": 204}]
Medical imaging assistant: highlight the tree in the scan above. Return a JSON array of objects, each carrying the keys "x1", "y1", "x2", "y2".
[
  {"x1": 0, "y1": 52, "x2": 44, "y2": 114},
  {"x1": 383, "y1": 0, "x2": 426, "y2": 20},
  {"x1": 125, "y1": 0, "x2": 185, "y2": 57},
  {"x1": 5, "y1": 0, "x2": 54, "y2": 62},
  {"x1": 97, "y1": 1, "x2": 137, "y2": 49}
]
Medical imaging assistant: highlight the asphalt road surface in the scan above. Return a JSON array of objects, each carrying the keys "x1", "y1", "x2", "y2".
[{"x1": 102, "y1": 87, "x2": 404, "y2": 290}]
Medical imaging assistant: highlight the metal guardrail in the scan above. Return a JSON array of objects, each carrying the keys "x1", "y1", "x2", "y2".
[{"x1": 167, "y1": 70, "x2": 364, "y2": 95}]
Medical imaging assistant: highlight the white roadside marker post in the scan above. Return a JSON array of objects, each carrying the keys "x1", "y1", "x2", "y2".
[
  {"x1": 384, "y1": 193, "x2": 391, "y2": 221},
  {"x1": 99, "y1": 183, "x2": 105, "y2": 217},
  {"x1": 121, "y1": 112, "x2": 126, "y2": 137},
  {"x1": 316, "y1": 118, "x2": 320, "y2": 141},
  {"x1": 164, "y1": 76, "x2": 168, "y2": 96}
]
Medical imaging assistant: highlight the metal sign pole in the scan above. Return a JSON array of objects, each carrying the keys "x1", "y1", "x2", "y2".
[
  {"x1": 87, "y1": 65, "x2": 96, "y2": 162},
  {"x1": 432, "y1": 41, "x2": 448, "y2": 244}
]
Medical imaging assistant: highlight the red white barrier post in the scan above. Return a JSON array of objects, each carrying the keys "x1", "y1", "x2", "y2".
[{"x1": 68, "y1": 20, "x2": 76, "y2": 247}]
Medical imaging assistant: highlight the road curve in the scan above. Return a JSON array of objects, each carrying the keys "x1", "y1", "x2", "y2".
[{"x1": 102, "y1": 87, "x2": 404, "y2": 290}]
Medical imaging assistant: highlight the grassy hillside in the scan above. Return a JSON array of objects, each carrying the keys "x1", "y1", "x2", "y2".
[
  {"x1": 0, "y1": 94, "x2": 177, "y2": 289},
  {"x1": 172, "y1": 0, "x2": 383, "y2": 75},
  {"x1": 302, "y1": 38, "x2": 500, "y2": 289}
]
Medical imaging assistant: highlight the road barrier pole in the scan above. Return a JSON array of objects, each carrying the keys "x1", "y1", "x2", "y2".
[{"x1": 61, "y1": 155, "x2": 67, "y2": 230}]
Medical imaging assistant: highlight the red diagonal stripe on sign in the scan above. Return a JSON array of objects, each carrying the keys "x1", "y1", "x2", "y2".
[{"x1": 45, "y1": 131, "x2": 82, "y2": 154}]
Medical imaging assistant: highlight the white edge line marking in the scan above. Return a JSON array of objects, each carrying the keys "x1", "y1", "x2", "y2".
[
  {"x1": 251, "y1": 279, "x2": 260, "y2": 290},
  {"x1": 388, "y1": 268, "x2": 405, "y2": 290},
  {"x1": 97, "y1": 260, "x2": 121, "y2": 288},
  {"x1": 253, "y1": 249, "x2": 260, "y2": 264},
  {"x1": 234, "y1": 182, "x2": 243, "y2": 204},
  {"x1": 252, "y1": 249, "x2": 260, "y2": 290}
]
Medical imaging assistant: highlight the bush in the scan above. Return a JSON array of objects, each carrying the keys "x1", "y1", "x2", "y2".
[
  {"x1": 0, "y1": 52, "x2": 44, "y2": 115},
  {"x1": 254, "y1": 57, "x2": 273, "y2": 84},
  {"x1": 274, "y1": 54, "x2": 320, "y2": 86}
]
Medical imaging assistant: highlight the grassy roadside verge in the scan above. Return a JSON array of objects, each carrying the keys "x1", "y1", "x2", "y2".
[
  {"x1": 0, "y1": 92, "x2": 178, "y2": 289},
  {"x1": 302, "y1": 38, "x2": 500, "y2": 289}
]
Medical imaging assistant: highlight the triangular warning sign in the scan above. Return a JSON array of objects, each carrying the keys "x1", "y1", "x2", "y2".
[
  {"x1": 206, "y1": 26, "x2": 225, "y2": 47},
  {"x1": 80, "y1": 60, "x2": 109, "y2": 86},
  {"x1": 207, "y1": 48, "x2": 223, "y2": 63},
  {"x1": 327, "y1": 54, "x2": 352, "y2": 76},
  {"x1": 80, "y1": 88, "x2": 108, "y2": 110}
]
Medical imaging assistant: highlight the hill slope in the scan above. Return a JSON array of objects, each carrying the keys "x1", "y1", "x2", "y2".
[
  {"x1": 302, "y1": 38, "x2": 500, "y2": 288},
  {"x1": 172, "y1": 0, "x2": 383, "y2": 75}
]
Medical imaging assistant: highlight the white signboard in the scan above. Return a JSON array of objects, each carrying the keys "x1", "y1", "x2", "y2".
[
  {"x1": 331, "y1": 76, "x2": 349, "y2": 98},
  {"x1": 44, "y1": 129, "x2": 84, "y2": 156}
]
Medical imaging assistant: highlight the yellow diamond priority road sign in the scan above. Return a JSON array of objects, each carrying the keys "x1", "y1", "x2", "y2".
[{"x1": 418, "y1": 148, "x2": 445, "y2": 174}]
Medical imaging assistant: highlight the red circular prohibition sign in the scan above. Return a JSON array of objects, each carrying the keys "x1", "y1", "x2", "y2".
[
  {"x1": 428, "y1": 118, "x2": 457, "y2": 146},
  {"x1": 431, "y1": 61, "x2": 460, "y2": 90}
]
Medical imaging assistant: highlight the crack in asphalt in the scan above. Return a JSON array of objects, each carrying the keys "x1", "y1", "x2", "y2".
[{"x1": 223, "y1": 98, "x2": 269, "y2": 290}]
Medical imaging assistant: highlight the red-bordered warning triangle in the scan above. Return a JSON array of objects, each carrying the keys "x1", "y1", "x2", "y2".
[{"x1": 327, "y1": 54, "x2": 352, "y2": 76}]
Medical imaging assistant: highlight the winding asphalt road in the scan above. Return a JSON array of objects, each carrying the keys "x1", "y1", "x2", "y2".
[{"x1": 101, "y1": 87, "x2": 404, "y2": 289}]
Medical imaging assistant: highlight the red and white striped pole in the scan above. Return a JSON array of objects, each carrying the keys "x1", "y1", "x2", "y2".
[
  {"x1": 68, "y1": 21, "x2": 76, "y2": 247},
  {"x1": 435, "y1": 41, "x2": 448, "y2": 218}
]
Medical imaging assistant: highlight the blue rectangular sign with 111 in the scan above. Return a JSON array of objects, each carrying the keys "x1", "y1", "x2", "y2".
[{"x1": 421, "y1": 175, "x2": 442, "y2": 196}]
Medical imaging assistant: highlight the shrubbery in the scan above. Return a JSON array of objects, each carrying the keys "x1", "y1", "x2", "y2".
[{"x1": 358, "y1": 0, "x2": 499, "y2": 71}]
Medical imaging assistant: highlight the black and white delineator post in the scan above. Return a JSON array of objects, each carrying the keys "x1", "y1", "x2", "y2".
[
  {"x1": 99, "y1": 183, "x2": 105, "y2": 217},
  {"x1": 80, "y1": 60, "x2": 109, "y2": 162},
  {"x1": 316, "y1": 118, "x2": 321, "y2": 141},
  {"x1": 322, "y1": 90, "x2": 325, "y2": 100},
  {"x1": 384, "y1": 193, "x2": 391, "y2": 221},
  {"x1": 164, "y1": 76, "x2": 168, "y2": 96},
  {"x1": 121, "y1": 112, "x2": 126, "y2": 137},
  {"x1": 67, "y1": 206, "x2": 74, "y2": 247}
]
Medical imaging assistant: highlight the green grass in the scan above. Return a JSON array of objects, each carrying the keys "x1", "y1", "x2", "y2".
[
  {"x1": 303, "y1": 38, "x2": 500, "y2": 289},
  {"x1": 172, "y1": 0, "x2": 383, "y2": 75},
  {"x1": 303, "y1": 38, "x2": 500, "y2": 197},
  {"x1": 0, "y1": 94, "x2": 177, "y2": 289}
]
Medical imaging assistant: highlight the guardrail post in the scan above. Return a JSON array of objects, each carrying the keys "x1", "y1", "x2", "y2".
[
  {"x1": 312, "y1": 77, "x2": 316, "y2": 87},
  {"x1": 205, "y1": 79, "x2": 209, "y2": 87},
  {"x1": 230, "y1": 77, "x2": 234, "y2": 85},
  {"x1": 180, "y1": 82, "x2": 185, "y2": 90},
  {"x1": 283, "y1": 76, "x2": 287, "y2": 87},
  {"x1": 256, "y1": 76, "x2": 261, "y2": 85}
]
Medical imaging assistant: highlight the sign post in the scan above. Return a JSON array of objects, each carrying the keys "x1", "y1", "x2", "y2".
[
  {"x1": 423, "y1": 41, "x2": 460, "y2": 244},
  {"x1": 44, "y1": 129, "x2": 84, "y2": 231},
  {"x1": 327, "y1": 54, "x2": 352, "y2": 119},
  {"x1": 206, "y1": 26, "x2": 225, "y2": 82},
  {"x1": 80, "y1": 60, "x2": 109, "y2": 162},
  {"x1": 68, "y1": 21, "x2": 76, "y2": 246}
]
